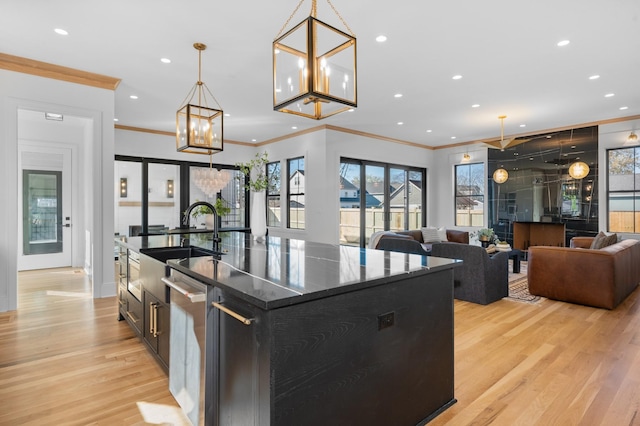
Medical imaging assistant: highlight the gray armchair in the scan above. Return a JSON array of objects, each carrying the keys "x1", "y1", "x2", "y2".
[{"x1": 430, "y1": 242, "x2": 509, "y2": 305}]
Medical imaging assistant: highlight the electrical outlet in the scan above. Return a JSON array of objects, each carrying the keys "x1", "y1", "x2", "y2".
[{"x1": 378, "y1": 312, "x2": 395, "y2": 330}]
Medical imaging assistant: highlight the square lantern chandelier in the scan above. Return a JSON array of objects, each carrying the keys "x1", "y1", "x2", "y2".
[
  {"x1": 176, "y1": 43, "x2": 224, "y2": 155},
  {"x1": 273, "y1": 0, "x2": 357, "y2": 120}
]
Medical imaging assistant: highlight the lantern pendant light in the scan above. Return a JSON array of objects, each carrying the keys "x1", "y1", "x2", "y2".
[
  {"x1": 176, "y1": 43, "x2": 224, "y2": 155},
  {"x1": 273, "y1": 0, "x2": 357, "y2": 120}
]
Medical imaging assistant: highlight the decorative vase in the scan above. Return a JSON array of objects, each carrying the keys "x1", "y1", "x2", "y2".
[{"x1": 250, "y1": 190, "x2": 267, "y2": 241}]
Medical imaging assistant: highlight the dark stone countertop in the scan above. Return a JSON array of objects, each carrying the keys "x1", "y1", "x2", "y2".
[{"x1": 116, "y1": 232, "x2": 460, "y2": 310}]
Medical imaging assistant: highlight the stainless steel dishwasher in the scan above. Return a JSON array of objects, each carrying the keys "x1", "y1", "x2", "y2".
[{"x1": 162, "y1": 269, "x2": 207, "y2": 426}]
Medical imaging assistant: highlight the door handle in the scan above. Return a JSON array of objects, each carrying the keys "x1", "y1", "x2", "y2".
[{"x1": 63, "y1": 224, "x2": 71, "y2": 228}]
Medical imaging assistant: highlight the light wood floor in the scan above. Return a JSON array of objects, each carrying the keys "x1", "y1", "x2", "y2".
[
  {"x1": 0, "y1": 268, "x2": 184, "y2": 425},
  {"x1": 2, "y1": 268, "x2": 640, "y2": 425}
]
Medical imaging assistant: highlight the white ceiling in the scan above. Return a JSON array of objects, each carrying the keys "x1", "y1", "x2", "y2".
[{"x1": 2, "y1": 0, "x2": 640, "y2": 148}]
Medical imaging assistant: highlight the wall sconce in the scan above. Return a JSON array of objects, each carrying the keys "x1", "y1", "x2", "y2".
[
  {"x1": 462, "y1": 153, "x2": 471, "y2": 162},
  {"x1": 120, "y1": 178, "x2": 127, "y2": 198},
  {"x1": 628, "y1": 131, "x2": 638, "y2": 143},
  {"x1": 166, "y1": 179, "x2": 174, "y2": 198}
]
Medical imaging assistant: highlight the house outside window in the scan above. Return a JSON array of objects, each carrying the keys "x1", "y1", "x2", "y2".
[
  {"x1": 608, "y1": 147, "x2": 640, "y2": 233},
  {"x1": 287, "y1": 157, "x2": 305, "y2": 229},
  {"x1": 267, "y1": 161, "x2": 281, "y2": 227},
  {"x1": 455, "y1": 163, "x2": 484, "y2": 226}
]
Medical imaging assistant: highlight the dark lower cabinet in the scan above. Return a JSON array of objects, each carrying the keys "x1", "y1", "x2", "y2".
[
  {"x1": 208, "y1": 268, "x2": 455, "y2": 426},
  {"x1": 143, "y1": 290, "x2": 170, "y2": 370}
]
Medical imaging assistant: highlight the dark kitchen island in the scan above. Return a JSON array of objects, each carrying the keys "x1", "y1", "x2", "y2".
[{"x1": 163, "y1": 232, "x2": 459, "y2": 426}]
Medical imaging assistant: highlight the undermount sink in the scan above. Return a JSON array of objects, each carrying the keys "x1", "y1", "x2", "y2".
[{"x1": 141, "y1": 246, "x2": 222, "y2": 263}]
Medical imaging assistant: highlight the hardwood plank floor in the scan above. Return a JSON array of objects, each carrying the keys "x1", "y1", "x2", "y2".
[
  {"x1": 0, "y1": 267, "x2": 186, "y2": 426},
  {"x1": 2, "y1": 267, "x2": 640, "y2": 425}
]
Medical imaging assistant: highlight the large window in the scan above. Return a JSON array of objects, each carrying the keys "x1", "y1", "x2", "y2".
[
  {"x1": 267, "y1": 161, "x2": 281, "y2": 227},
  {"x1": 339, "y1": 158, "x2": 426, "y2": 247},
  {"x1": 287, "y1": 157, "x2": 305, "y2": 229},
  {"x1": 455, "y1": 163, "x2": 484, "y2": 226},
  {"x1": 608, "y1": 147, "x2": 640, "y2": 233},
  {"x1": 115, "y1": 155, "x2": 243, "y2": 236}
]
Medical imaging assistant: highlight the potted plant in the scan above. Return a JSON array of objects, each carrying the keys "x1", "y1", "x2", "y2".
[
  {"x1": 235, "y1": 151, "x2": 270, "y2": 192},
  {"x1": 476, "y1": 228, "x2": 494, "y2": 242},
  {"x1": 189, "y1": 198, "x2": 231, "y2": 226},
  {"x1": 236, "y1": 152, "x2": 275, "y2": 241}
]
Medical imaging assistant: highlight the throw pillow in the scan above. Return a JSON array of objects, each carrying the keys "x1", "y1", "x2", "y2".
[
  {"x1": 590, "y1": 232, "x2": 618, "y2": 249},
  {"x1": 421, "y1": 226, "x2": 442, "y2": 243},
  {"x1": 437, "y1": 227, "x2": 448, "y2": 242}
]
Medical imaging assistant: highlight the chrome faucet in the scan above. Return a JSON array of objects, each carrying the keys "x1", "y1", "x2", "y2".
[{"x1": 183, "y1": 201, "x2": 221, "y2": 253}]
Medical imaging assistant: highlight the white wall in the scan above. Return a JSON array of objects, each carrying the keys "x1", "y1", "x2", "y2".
[
  {"x1": 0, "y1": 69, "x2": 115, "y2": 312},
  {"x1": 430, "y1": 144, "x2": 488, "y2": 232}
]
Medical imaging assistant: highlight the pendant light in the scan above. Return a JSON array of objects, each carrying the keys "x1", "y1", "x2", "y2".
[
  {"x1": 176, "y1": 43, "x2": 224, "y2": 155},
  {"x1": 493, "y1": 115, "x2": 509, "y2": 184},
  {"x1": 273, "y1": 0, "x2": 357, "y2": 119},
  {"x1": 192, "y1": 154, "x2": 232, "y2": 198},
  {"x1": 567, "y1": 129, "x2": 589, "y2": 179}
]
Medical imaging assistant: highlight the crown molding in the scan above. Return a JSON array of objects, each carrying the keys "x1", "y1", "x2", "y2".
[
  {"x1": 0, "y1": 53, "x2": 120, "y2": 90},
  {"x1": 114, "y1": 124, "x2": 253, "y2": 146}
]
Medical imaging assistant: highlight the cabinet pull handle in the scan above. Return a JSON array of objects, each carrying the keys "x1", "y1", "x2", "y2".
[
  {"x1": 126, "y1": 311, "x2": 139, "y2": 323},
  {"x1": 212, "y1": 302, "x2": 253, "y2": 325},
  {"x1": 149, "y1": 302, "x2": 156, "y2": 335},
  {"x1": 152, "y1": 303, "x2": 159, "y2": 338},
  {"x1": 162, "y1": 277, "x2": 206, "y2": 303}
]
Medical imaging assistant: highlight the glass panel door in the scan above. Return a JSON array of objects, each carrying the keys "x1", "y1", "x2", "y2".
[
  {"x1": 22, "y1": 170, "x2": 62, "y2": 255},
  {"x1": 364, "y1": 165, "x2": 386, "y2": 245}
]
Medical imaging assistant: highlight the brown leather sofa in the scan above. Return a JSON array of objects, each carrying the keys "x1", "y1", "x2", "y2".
[{"x1": 528, "y1": 237, "x2": 640, "y2": 309}]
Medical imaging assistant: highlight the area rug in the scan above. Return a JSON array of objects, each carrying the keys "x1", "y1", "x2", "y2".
[{"x1": 506, "y1": 261, "x2": 544, "y2": 304}]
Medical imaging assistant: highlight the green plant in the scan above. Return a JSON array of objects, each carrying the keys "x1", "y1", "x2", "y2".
[
  {"x1": 189, "y1": 198, "x2": 231, "y2": 219},
  {"x1": 236, "y1": 151, "x2": 270, "y2": 192}
]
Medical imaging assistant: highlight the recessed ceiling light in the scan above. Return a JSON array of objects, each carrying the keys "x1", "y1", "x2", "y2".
[
  {"x1": 471, "y1": 104, "x2": 480, "y2": 108},
  {"x1": 397, "y1": 122, "x2": 403, "y2": 125},
  {"x1": 520, "y1": 124, "x2": 526, "y2": 127},
  {"x1": 557, "y1": 40, "x2": 570, "y2": 47},
  {"x1": 394, "y1": 93, "x2": 403, "y2": 98},
  {"x1": 114, "y1": 118, "x2": 119, "y2": 122},
  {"x1": 426, "y1": 130, "x2": 432, "y2": 133},
  {"x1": 224, "y1": 113, "x2": 230, "y2": 117},
  {"x1": 376, "y1": 35, "x2": 387, "y2": 43},
  {"x1": 452, "y1": 75, "x2": 462, "y2": 80},
  {"x1": 605, "y1": 93, "x2": 615, "y2": 98},
  {"x1": 620, "y1": 106, "x2": 629, "y2": 110},
  {"x1": 160, "y1": 58, "x2": 171, "y2": 64},
  {"x1": 251, "y1": 139, "x2": 257, "y2": 142},
  {"x1": 348, "y1": 108, "x2": 355, "y2": 112},
  {"x1": 54, "y1": 28, "x2": 68, "y2": 35},
  {"x1": 451, "y1": 136, "x2": 456, "y2": 139},
  {"x1": 291, "y1": 126, "x2": 297, "y2": 130},
  {"x1": 129, "y1": 95, "x2": 138, "y2": 99},
  {"x1": 589, "y1": 75, "x2": 600, "y2": 80}
]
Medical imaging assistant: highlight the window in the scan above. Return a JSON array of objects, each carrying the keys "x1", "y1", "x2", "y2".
[
  {"x1": 608, "y1": 147, "x2": 639, "y2": 233},
  {"x1": 115, "y1": 155, "x2": 243, "y2": 236},
  {"x1": 267, "y1": 161, "x2": 281, "y2": 227},
  {"x1": 455, "y1": 163, "x2": 484, "y2": 226},
  {"x1": 287, "y1": 157, "x2": 305, "y2": 229},
  {"x1": 339, "y1": 158, "x2": 426, "y2": 247}
]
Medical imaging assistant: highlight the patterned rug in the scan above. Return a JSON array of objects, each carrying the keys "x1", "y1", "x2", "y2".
[{"x1": 506, "y1": 261, "x2": 544, "y2": 304}]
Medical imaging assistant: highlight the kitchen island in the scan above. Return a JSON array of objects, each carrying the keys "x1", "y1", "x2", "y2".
[{"x1": 117, "y1": 232, "x2": 459, "y2": 425}]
